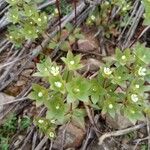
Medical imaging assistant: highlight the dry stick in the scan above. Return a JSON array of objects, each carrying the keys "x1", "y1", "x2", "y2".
[
  {"x1": 117, "y1": 0, "x2": 139, "y2": 42},
  {"x1": 98, "y1": 123, "x2": 146, "y2": 145},
  {"x1": 146, "y1": 116, "x2": 150, "y2": 150},
  {"x1": 34, "y1": 136, "x2": 48, "y2": 150},
  {"x1": 133, "y1": 136, "x2": 150, "y2": 150},
  {"x1": 123, "y1": 4, "x2": 144, "y2": 49},
  {"x1": 32, "y1": 131, "x2": 38, "y2": 150}
]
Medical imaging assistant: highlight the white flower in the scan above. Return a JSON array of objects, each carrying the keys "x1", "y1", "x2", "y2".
[
  {"x1": 74, "y1": 88, "x2": 80, "y2": 92},
  {"x1": 44, "y1": 68, "x2": 48, "y2": 71},
  {"x1": 50, "y1": 120, "x2": 55, "y2": 124},
  {"x1": 9, "y1": 36, "x2": 13, "y2": 39},
  {"x1": 138, "y1": 67, "x2": 146, "y2": 76},
  {"x1": 70, "y1": 60, "x2": 75, "y2": 65},
  {"x1": 38, "y1": 18, "x2": 42, "y2": 22},
  {"x1": 131, "y1": 110, "x2": 135, "y2": 114},
  {"x1": 91, "y1": 15, "x2": 96, "y2": 21},
  {"x1": 54, "y1": 81, "x2": 62, "y2": 88},
  {"x1": 104, "y1": 67, "x2": 112, "y2": 75},
  {"x1": 54, "y1": 8, "x2": 58, "y2": 14},
  {"x1": 38, "y1": 119, "x2": 44, "y2": 124},
  {"x1": 38, "y1": 92, "x2": 43, "y2": 97},
  {"x1": 49, "y1": 132, "x2": 55, "y2": 138},
  {"x1": 44, "y1": 16, "x2": 47, "y2": 20},
  {"x1": 108, "y1": 104, "x2": 113, "y2": 109},
  {"x1": 131, "y1": 94, "x2": 138, "y2": 102},
  {"x1": 50, "y1": 66, "x2": 59, "y2": 76},
  {"x1": 135, "y1": 84, "x2": 139, "y2": 89},
  {"x1": 55, "y1": 105, "x2": 60, "y2": 110},
  {"x1": 121, "y1": 55, "x2": 126, "y2": 60},
  {"x1": 118, "y1": 76, "x2": 121, "y2": 79}
]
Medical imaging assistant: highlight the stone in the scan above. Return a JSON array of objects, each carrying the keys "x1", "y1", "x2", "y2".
[
  {"x1": 16, "y1": 80, "x2": 26, "y2": 86},
  {"x1": 105, "y1": 112, "x2": 133, "y2": 129},
  {"x1": 21, "y1": 69, "x2": 33, "y2": 77},
  {"x1": 53, "y1": 123, "x2": 85, "y2": 149},
  {"x1": 0, "y1": 92, "x2": 15, "y2": 121},
  {"x1": 77, "y1": 39, "x2": 96, "y2": 52}
]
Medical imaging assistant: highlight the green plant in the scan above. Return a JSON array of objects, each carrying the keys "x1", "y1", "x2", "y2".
[
  {"x1": 0, "y1": 114, "x2": 31, "y2": 149},
  {"x1": 0, "y1": 114, "x2": 17, "y2": 150},
  {"x1": 19, "y1": 116, "x2": 31, "y2": 130},
  {"x1": 6, "y1": 0, "x2": 48, "y2": 46},
  {"x1": 45, "y1": 0, "x2": 72, "y2": 16},
  {"x1": 86, "y1": 0, "x2": 132, "y2": 38},
  {"x1": 142, "y1": 0, "x2": 150, "y2": 25},
  {"x1": 29, "y1": 42, "x2": 150, "y2": 138}
]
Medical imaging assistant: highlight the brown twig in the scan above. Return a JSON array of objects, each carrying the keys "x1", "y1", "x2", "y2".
[{"x1": 98, "y1": 123, "x2": 146, "y2": 145}]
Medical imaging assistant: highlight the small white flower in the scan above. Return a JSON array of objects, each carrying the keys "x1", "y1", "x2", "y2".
[
  {"x1": 108, "y1": 104, "x2": 113, "y2": 109},
  {"x1": 44, "y1": 68, "x2": 48, "y2": 71},
  {"x1": 138, "y1": 67, "x2": 146, "y2": 76},
  {"x1": 122, "y1": 7, "x2": 127, "y2": 11},
  {"x1": 135, "y1": 84, "x2": 139, "y2": 89},
  {"x1": 131, "y1": 110, "x2": 135, "y2": 114},
  {"x1": 38, "y1": 119, "x2": 44, "y2": 124},
  {"x1": 118, "y1": 76, "x2": 121, "y2": 79},
  {"x1": 121, "y1": 55, "x2": 126, "y2": 60},
  {"x1": 90, "y1": 15, "x2": 96, "y2": 21},
  {"x1": 55, "y1": 105, "x2": 60, "y2": 110},
  {"x1": 54, "y1": 81, "x2": 62, "y2": 88},
  {"x1": 49, "y1": 132, "x2": 55, "y2": 138},
  {"x1": 54, "y1": 8, "x2": 59, "y2": 14},
  {"x1": 70, "y1": 60, "x2": 75, "y2": 65},
  {"x1": 74, "y1": 88, "x2": 80, "y2": 92},
  {"x1": 44, "y1": 16, "x2": 47, "y2": 20},
  {"x1": 38, "y1": 18, "x2": 42, "y2": 22},
  {"x1": 28, "y1": 30, "x2": 32, "y2": 34},
  {"x1": 50, "y1": 66, "x2": 59, "y2": 76},
  {"x1": 30, "y1": 21, "x2": 33, "y2": 24},
  {"x1": 131, "y1": 94, "x2": 138, "y2": 102},
  {"x1": 104, "y1": 67, "x2": 112, "y2": 75},
  {"x1": 38, "y1": 92, "x2": 43, "y2": 97},
  {"x1": 50, "y1": 119, "x2": 55, "y2": 124},
  {"x1": 9, "y1": 36, "x2": 13, "y2": 39},
  {"x1": 105, "y1": 1, "x2": 109, "y2": 5}
]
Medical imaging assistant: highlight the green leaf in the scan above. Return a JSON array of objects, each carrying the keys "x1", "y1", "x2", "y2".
[
  {"x1": 72, "y1": 108, "x2": 86, "y2": 130},
  {"x1": 46, "y1": 94, "x2": 68, "y2": 124},
  {"x1": 48, "y1": 75, "x2": 66, "y2": 94},
  {"x1": 66, "y1": 76, "x2": 90, "y2": 102},
  {"x1": 124, "y1": 105, "x2": 145, "y2": 124},
  {"x1": 90, "y1": 79, "x2": 106, "y2": 104},
  {"x1": 134, "y1": 43, "x2": 150, "y2": 65},
  {"x1": 7, "y1": 8, "x2": 20, "y2": 24},
  {"x1": 20, "y1": 24, "x2": 38, "y2": 39},
  {"x1": 23, "y1": 4, "x2": 38, "y2": 17},
  {"x1": 28, "y1": 84, "x2": 49, "y2": 106},
  {"x1": 61, "y1": 51, "x2": 83, "y2": 71}
]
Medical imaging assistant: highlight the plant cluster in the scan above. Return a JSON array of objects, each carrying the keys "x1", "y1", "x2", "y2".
[
  {"x1": 0, "y1": 114, "x2": 31, "y2": 150},
  {"x1": 142, "y1": 0, "x2": 150, "y2": 25},
  {"x1": 86, "y1": 0, "x2": 132, "y2": 38},
  {"x1": 6, "y1": 0, "x2": 48, "y2": 46},
  {"x1": 29, "y1": 43, "x2": 150, "y2": 138},
  {"x1": 45, "y1": 0, "x2": 72, "y2": 16}
]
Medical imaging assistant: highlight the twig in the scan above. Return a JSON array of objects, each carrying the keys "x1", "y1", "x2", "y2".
[
  {"x1": 34, "y1": 136, "x2": 48, "y2": 150},
  {"x1": 133, "y1": 136, "x2": 149, "y2": 150},
  {"x1": 98, "y1": 123, "x2": 146, "y2": 145}
]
